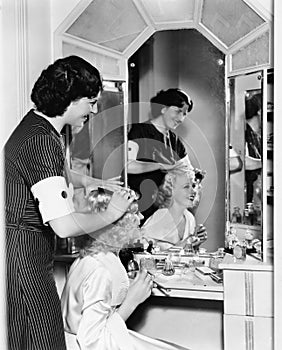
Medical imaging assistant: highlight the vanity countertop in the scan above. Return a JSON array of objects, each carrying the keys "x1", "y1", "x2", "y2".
[
  {"x1": 151, "y1": 269, "x2": 223, "y2": 300},
  {"x1": 219, "y1": 253, "x2": 273, "y2": 271},
  {"x1": 134, "y1": 252, "x2": 224, "y2": 300}
]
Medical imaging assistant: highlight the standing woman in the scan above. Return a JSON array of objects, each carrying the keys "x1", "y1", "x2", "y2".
[
  {"x1": 4, "y1": 55, "x2": 134, "y2": 350},
  {"x1": 244, "y1": 92, "x2": 262, "y2": 203},
  {"x1": 127, "y1": 88, "x2": 194, "y2": 224}
]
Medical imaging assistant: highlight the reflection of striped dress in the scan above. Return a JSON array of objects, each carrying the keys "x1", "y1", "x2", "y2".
[{"x1": 5, "y1": 110, "x2": 67, "y2": 350}]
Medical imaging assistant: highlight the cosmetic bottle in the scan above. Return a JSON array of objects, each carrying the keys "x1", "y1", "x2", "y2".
[
  {"x1": 231, "y1": 206, "x2": 242, "y2": 223},
  {"x1": 233, "y1": 240, "x2": 247, "y2": 261},
  {"x1": 162, "y1": 254, "x2": 175, "y2": 276}
]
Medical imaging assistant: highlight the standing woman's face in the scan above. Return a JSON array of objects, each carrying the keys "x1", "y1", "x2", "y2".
[
  {"x1": 162, "y1": 103, "x2": 189, "y2": 130},
  {"x1": 65, "y1": 93, "x2": 101, "y2": 127}
]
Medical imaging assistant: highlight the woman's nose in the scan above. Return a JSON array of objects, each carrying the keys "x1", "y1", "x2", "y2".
[{"x1": 177, "y1": 114, "x2": 186, "y2": 123}]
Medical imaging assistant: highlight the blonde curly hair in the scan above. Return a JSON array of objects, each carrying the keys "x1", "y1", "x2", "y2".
[
  {"x1": 153, "y1": 169, "x2": 196, "y2": 208},
  {"x1": 77, "y1": 192, "x2": 142, "y2": 256}
]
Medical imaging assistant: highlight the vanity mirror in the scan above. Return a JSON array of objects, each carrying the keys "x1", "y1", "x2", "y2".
[
  {"x1": 226, "y1": 69, "x2": 274, "y2": 261},
  {"x1": 54, "y1": 0, "x2": 273, "y2": 256},
  {"x1": 68, "y1": 80, "x2": 126, "y2": 179}
]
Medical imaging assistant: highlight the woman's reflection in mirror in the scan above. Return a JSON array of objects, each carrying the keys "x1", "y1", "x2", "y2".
[
  {"x1": 245, "y1": 92, "x2": 262, "y2": 204},
  {"x1": 229, "y1": 144, "x2": 243, "y2": 174},
  {"x1": 127, "y1": 88, "x2": 195, "y2": 224},
  {"x1": 141, "y1": 169, "x2": 207, "y2": 252}
]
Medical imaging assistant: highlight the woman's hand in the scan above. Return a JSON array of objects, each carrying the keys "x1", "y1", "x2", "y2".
[
  {"x1": 127, "y1": 270, "x2": 153, "y2": 306},
  {"x1": 106, "y1": 188, "x2": 136, "y2": 221},
  {"x1": 85, "y1": 176, "x2": 124, "y2": 196},
  {"x1": 193, "y1": 224, "x2": 208, "y2": 247},
  {"x1": 124, "y1": 270, "x2": 153, "y2": 308},
  {"x1": 117, "y1": 269, "x2": 153, "y2": 321}
]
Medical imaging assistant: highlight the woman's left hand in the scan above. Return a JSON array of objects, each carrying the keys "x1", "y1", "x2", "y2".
[{"x1": 193, "y1": 224, "x2": 208, "y2": 247}]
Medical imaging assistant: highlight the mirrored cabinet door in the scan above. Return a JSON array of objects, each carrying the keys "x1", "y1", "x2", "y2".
[{"x1": 226, "y1": 69, "x2": 273, "y2": 262}]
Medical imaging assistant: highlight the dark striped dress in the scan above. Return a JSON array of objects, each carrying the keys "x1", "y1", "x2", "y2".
[{"x1": 4, "y1": 110, "x2": 67, "y2": 350}]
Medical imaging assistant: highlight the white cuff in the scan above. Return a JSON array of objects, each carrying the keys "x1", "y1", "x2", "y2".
[
  {"x1": 31, "y1": 176, "x2": 75, "y2": 224},
  {"x1": 127, "y1": 140, "x2": 139, "y2": 161},
  {"x1": 230, "y1": 147, "x2": 239, "y2": 157}
]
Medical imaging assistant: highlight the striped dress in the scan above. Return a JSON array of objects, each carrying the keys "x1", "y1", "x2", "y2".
[{"x1": 4, "y1": 110, "x2": 67, "y2": 350}]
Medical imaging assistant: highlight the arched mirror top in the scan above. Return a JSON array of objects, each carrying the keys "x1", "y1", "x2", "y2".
[{"x1": 54, "y1": 0, "x2": 273, "y2": 79}]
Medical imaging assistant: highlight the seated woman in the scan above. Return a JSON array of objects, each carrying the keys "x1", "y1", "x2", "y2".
[
  {"x1": 142, "y1": 169, "x2": 207, "y2": 251},
  {"x1": 61, "y1": 191, "x2": 189, "y2": 350}
]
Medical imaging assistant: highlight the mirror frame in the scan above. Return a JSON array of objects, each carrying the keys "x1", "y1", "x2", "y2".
[{"x1": 226, "y1": 69, "x2": 273, "y2": 262}]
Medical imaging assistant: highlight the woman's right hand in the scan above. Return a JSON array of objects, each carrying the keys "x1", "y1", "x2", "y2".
[
  {"x1": 117, "y1": 269, "x2": 153, "y2": 321},
  {"x1": 85, "y1": 176, "x2": 124, "y2": 196},
  {"x1": 106, "y1": 188, "x2": 136, "y2": 221},
  {"x1": 126, "y1": 270, "x2": 153, "y2": 306}
]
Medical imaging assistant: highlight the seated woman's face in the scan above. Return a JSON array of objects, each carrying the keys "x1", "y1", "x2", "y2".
[{"x1": 172, "y1": 173, "x2": 196, "y2": 208}]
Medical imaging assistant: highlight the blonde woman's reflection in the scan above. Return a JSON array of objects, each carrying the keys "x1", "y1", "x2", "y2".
[{"x1": 142, "y1": 169, "x2": 207, "y2": 251}]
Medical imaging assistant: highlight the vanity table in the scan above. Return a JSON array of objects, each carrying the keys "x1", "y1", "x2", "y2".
[
  {"x1": 219, "y1": 254, "x2": 273, "y2": 350},
  {"x1": 127, "y1": 251, "x2": 273, "y2": 350},
  {"x1": 54, "y1": 251, "x2": 224, "y2": 349},
  {"x1": 126, "y1": 252, "x2": 224, "y2": 350},
  {"x1": 54, "y1": 249, "x2": 273, "y2": 350}
]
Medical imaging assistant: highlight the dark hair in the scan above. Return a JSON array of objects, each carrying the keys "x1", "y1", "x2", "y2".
[
  {"x1": 31, "y1": 55, "x2": 103, "y2": 117},
  {"x1": 245, "y1": 93, "x2": 261, "y2": 120},
  {"x1": 150, "y1": 88, "x2": 193, "y2": 118}
]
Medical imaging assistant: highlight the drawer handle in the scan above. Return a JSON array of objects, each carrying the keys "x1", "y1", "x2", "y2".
[
  {"x1": 245, "y1": 272, "x2": 254, "y2": 316},
  {"x1": 245, "y1": 317, "x2": 254, "y2": 350}
]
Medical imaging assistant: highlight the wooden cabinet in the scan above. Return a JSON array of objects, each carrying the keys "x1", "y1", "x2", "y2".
[
  {"x1": 224, "y1": 270, "x2": 273, "y2": 317},
  {"x1": 224, "y1": 314, "x2": 273, "y2": 350},
  {"x1": 220, "y1": 255, "x2": 273, "y2": 350}
]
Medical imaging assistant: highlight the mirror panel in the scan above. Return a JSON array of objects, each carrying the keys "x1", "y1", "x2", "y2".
[
  {"x1": 69, "y1": 81, "x2": 126, "y2": 179},
  {"x1": 69, "y1": 81, "x2": 126, "y2": 210},
  {"x1": 227, "y1": 71, "x2": 263, "y2": 258}
]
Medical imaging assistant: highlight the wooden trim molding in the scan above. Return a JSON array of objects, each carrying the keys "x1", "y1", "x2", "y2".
[
  {"x1": 15, "y1": 0, "x2": 29, "y2": 120},
  {"x1": 245, "y1": 272, "x2": 254, "y2": 316},
  {"x1": 245, "y1": 317, "x2": 254, "y2": 350}
]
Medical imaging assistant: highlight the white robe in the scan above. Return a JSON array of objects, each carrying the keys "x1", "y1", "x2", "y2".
[
  {"x1": 61, "y1": 252, "x2": 189, "y2": 350},
  {"x1": 142, "y1": 208, "x2": 196, "y2": 251}
]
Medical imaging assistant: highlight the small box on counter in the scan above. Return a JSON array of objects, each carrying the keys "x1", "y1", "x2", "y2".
[{"x1": 195, "y1": 266, "x2": 214, "y2": 275}]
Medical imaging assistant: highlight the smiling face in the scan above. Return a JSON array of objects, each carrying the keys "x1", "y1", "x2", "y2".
[
  {"x1": 172, "y1": 172, "x2": 196, "y2": 208},
  {"x1": 65, "y1": 93, "x2": 101, "y2": 127},
  {"x1": 162, "y1": 103, "x2": 189, "y2": 130}
]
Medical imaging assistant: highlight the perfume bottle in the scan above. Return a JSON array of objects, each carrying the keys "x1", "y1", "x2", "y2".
[
  {"x1": 162, "y1": 254, "x2": 175, "y2": 276},
  {"x1": 233, "y1": 240, "x2": 247, "y2": 260},
  {"x1": 127, "y1": 259, "x2": 139, "y2": 279},
  {"x1": 246, "y1": 203, "x2": 256, "y2": 225},
  {"x1": 231, "y1": 206, "x2": 242, "y2": 223}
]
